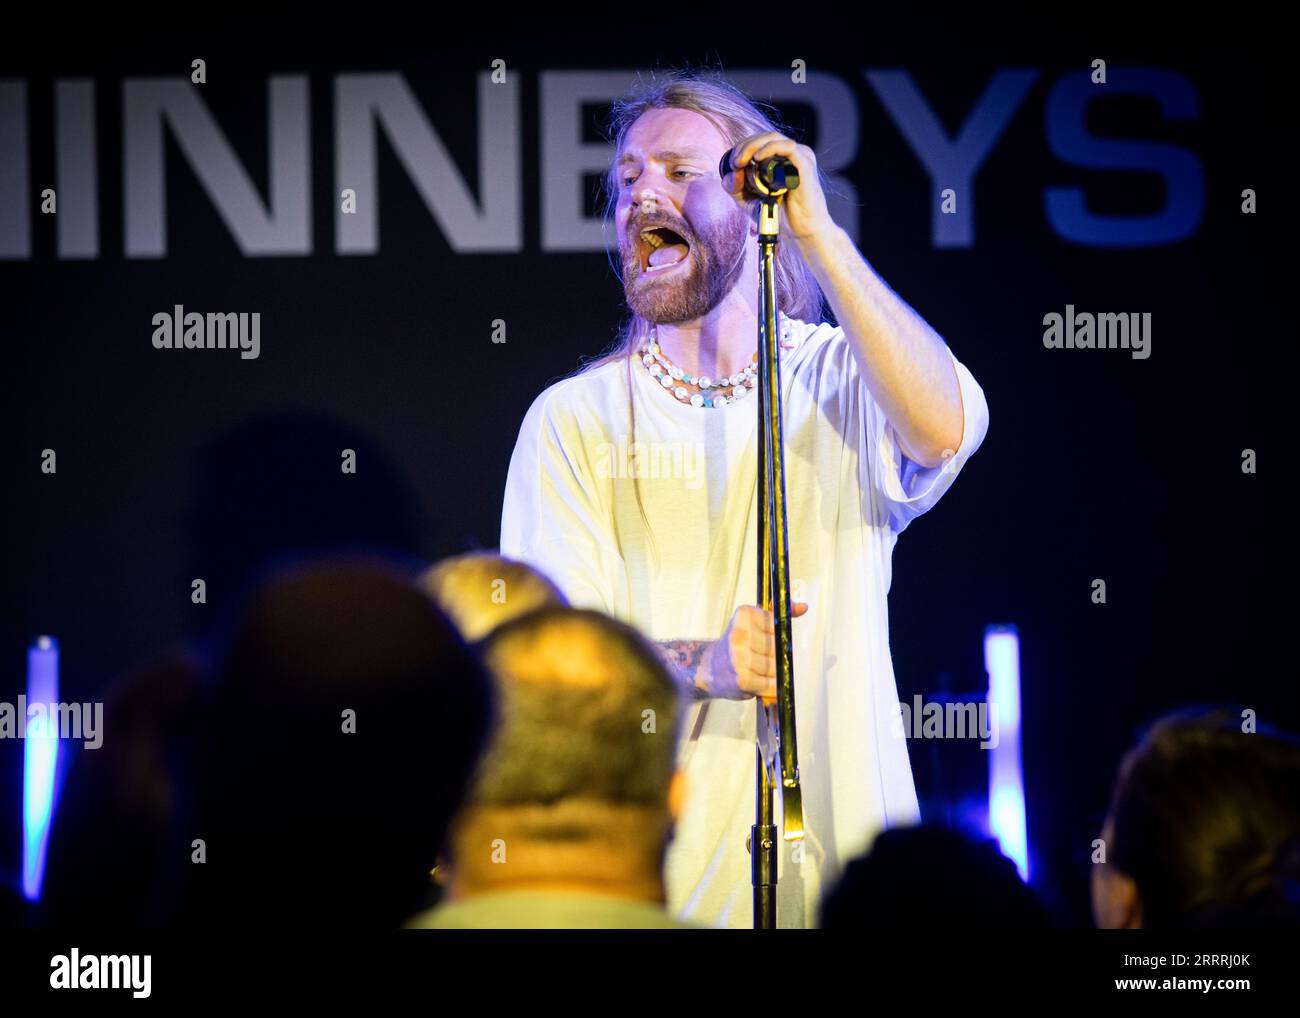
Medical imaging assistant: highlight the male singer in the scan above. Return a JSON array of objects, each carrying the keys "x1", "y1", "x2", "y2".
[{"x1": 500, "y1": 71, "x2": 989, "y2": 928}]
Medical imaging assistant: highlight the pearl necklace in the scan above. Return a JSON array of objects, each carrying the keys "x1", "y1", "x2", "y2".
[{"x1": 639, "y1": 314, "x2": 796, "y2": 408}]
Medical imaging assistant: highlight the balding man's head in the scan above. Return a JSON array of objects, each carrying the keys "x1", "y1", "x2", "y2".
[{"x1": 448, "y1": 607, "x2": 684, "y2": 901}]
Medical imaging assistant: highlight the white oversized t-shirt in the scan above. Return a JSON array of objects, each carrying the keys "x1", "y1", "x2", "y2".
[{"x1": 499, "y1": 318, "x2": 989, "y2": 928}]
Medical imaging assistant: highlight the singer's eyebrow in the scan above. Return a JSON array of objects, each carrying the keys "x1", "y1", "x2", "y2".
[{"x1": 616, "y1": 148, "x2": 710, "y2": 166}]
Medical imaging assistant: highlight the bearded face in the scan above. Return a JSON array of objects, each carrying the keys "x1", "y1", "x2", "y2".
[{"x1": 620, "y1": 200, "x2": 750, "y2": 325}]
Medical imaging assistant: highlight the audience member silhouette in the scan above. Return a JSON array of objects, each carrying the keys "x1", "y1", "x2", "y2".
[
  {"x1": 820, "y1": 823, "x2": 1051, "y2": 929},
  {"x1": 1093, "y1": 707, "x2": 1300, "y2": 929}
]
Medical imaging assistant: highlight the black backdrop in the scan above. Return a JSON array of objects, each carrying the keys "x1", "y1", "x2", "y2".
[{"x1": 1, "y1": 20, "x2": 1290, "y2": 926}]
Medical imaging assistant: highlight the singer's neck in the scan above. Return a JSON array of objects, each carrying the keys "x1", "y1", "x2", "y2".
[{"x1": 652, "y1": 286, "x2": 759, "y2": 380}]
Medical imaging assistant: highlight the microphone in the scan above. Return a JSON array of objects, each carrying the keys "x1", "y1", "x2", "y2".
[{"x1": 719, "y1": 147, "x2": 800, "y2": 197}]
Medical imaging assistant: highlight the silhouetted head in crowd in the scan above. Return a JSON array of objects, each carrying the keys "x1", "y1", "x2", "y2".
[
  {"x1": 820, "y1": 823, "x2": 1050, "y2": 929},
  {"x1": 1093, "y1": 708, "x2": 1300, "y2": 929},
  {"x1": 185, "y1": 558, "x2": 493, "y2": 927},
  {"x1": 420, "y1": 551, "x2": 568, "y2": 643},
  {"x1": 436, "y1": 606, "x2": 685, "y2": 907},
  {"x1": 41, "y1": 653, "x2": 208, "y2": 925}
]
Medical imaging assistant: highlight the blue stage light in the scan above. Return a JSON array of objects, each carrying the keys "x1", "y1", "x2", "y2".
[
  {"x1": 22, "y1": 635, "x2": 60, "y2": 901},
  {"x1": 984, "y1": 625, "x2": 1028, "y2": 882}
]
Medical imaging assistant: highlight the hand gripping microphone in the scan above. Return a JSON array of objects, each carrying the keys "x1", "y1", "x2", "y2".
[{"x1": 719, "y1": 147, "x2": 800, "y2": 198}]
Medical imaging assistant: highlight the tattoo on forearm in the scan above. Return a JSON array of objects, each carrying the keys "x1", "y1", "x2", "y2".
[{"x1": 655, "y1": 639, "x2": 711, "y2": 699}]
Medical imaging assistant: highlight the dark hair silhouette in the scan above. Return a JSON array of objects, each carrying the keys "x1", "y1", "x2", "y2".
[
  {"x1": 183, "y1": 557, "x2": 494, "y2": 927},
  {"x1": 40, "y1": 653, "x2": 208, "y2": 925},
  {"x1": 1106, "y1": 707, "x2": 1300, "y2": 928},
  {"x1": 820, "y1": 823, "x2": 1050, "y2": 929}
]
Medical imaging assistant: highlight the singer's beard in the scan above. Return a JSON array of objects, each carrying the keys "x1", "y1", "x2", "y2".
[{"x1": 622, "y1": 205, "x2": 749, "y2": 325}]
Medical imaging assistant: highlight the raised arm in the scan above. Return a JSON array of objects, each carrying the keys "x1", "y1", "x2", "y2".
[{"x1": 729, "y1": 134, "x2": 965, "y2": 467}]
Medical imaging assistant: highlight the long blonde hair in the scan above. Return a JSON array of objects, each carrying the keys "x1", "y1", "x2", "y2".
[
  {"x1": 580, "y1": 69, "x2": 827, "y2": 569},
  {"x1": 587, "y1": 68, "x2": 826, "y2": 369}
]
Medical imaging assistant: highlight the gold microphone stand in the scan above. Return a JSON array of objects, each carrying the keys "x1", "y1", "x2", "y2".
[{"x1": 730, "y1": 151, "x2": 804, "y2": 929}]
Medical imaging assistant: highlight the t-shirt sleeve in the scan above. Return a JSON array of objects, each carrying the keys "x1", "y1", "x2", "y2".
[
  {"x1": 840, "y1": 331, "x2": 989, "y2": 534},
  {"x1": 499, "y1": 388, "x2": 625, "y2": 613}
]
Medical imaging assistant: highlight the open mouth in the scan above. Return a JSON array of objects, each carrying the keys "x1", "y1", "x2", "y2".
[{"x1": 637, "y1": 226, "x2": 691, "y2": 275}]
